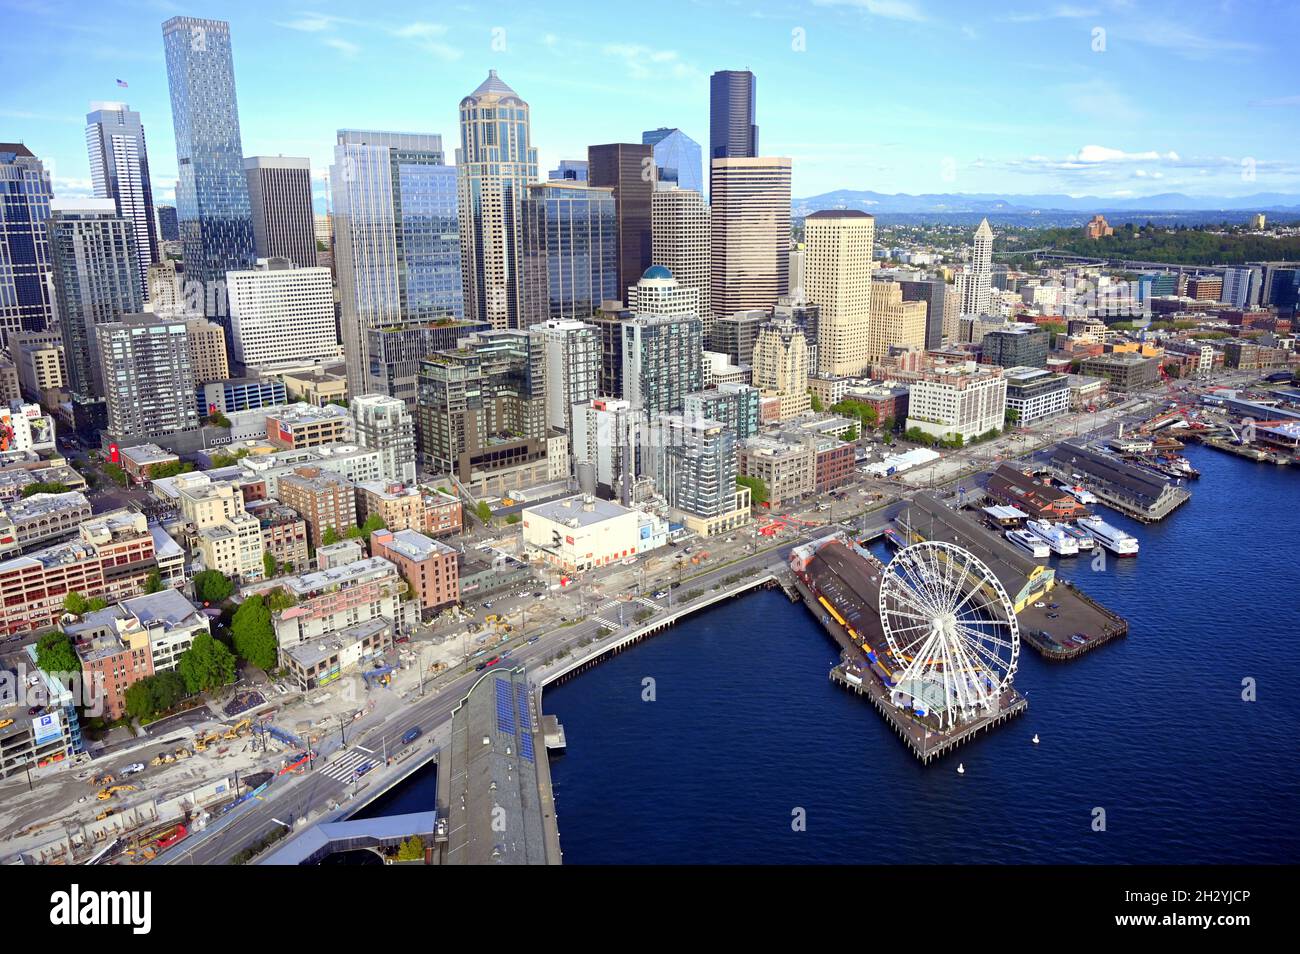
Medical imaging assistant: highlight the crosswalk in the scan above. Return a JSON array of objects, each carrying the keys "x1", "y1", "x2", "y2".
[
  {"x1": 318, "y1": 748, "x2": 375, "y2": 783},
  {"x1": 635, "y1": 597, "x2": 659, "y2": 610}
]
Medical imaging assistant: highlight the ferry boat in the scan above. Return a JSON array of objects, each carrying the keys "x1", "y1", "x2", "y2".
[
  {"x1": 1005, "y1": 529, "x2": 1050, "y2": 558},
  {"x1": 1158, "y1": 454, "x2": 1200, "y2": 479},
  {"x1": 1060, "y1": 523, "x2": 1096, "y2": 550},
  {"x1": 1060, "y1": 483, "x2": 1098, "y2": 505},
  {"x1": 1078, "y1": 516, "x2": 1140, "y2": 557},
  {"x1": 1025, "y1": 520, "x2": 1079, "y2": 556}
]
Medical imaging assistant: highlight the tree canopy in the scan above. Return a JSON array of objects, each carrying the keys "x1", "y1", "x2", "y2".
[
  {"x1": 123, "y1": 671, "x2": 187, "y2": 721},
  {"x1": 35, "y1": 631, "x2": 79, "y2": 679},
  {"x1": 178, "y1": 633, "x2": 236, "y2": 694},
  {"x1": 231, "y1": 595, "x2": 277, "y2": 671},
  {"x1": 192, "y1": 570, "x2": 235, "y2": 605},
  {"x1": 736, "y1": 475, "x2": 768, "y2": 507}
]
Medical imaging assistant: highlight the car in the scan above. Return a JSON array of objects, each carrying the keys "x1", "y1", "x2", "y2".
[
  {"x1": 1033, "y1": 601, "x2": 1046, "y2": 608},
  {"x1": 1048, "y1": 603, "x2": 1060, "y2": 610},
  {"x1": 501, "y1": 649, "x2": 513, "y2": 657},
  {"x1": 485, "y1": 655, "x2": 501, "y2": 667},
  {"x1": 532, "y1": 592, "x2": 543, "y2": 598},
  {"x1": 474, "y1": 662, "x2": 487, "y2": 671},
  {"x1": 527, "y1": 636, "x2": 540, "y2": 644},
  {"x1": 394, "y1": 634, "x2": 411, "y2": 644},
  {"x1": 26, "y1": 706, "x2": 41, "y2": 715},
  {"x1": 1047, "y1": 612, "x2": 1060, "y2": 619},
  {"x1": 559, "y1": 616, "x2": 568, "y2": 622},
  {"x1": 653, "y1": 590, "x2": 668, "y2": 599},
  {"x1": 121, "y1": 762, "x2": 145, "y2": 776},
  {"x1": 401, "y1": 727, "x2": 422, "y2": 745},
  {"x1": 355, "y1": 762, "x2": 373, "y2": 778},
  {"x1": 483, "y1": 602, "x2": 493, "y2": 609}
]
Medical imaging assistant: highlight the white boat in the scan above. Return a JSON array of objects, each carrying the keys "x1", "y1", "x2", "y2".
[
  {"x1": 1078, "y1": 516, "x2": 1139, "y2": 557},
  {"x1": 1005, "y1": 529, "x2": 1050, "y2": 558},
  {"x1": 1026, "y1": 520, "x2": 1079, "y2": 556},
  {"x1": 1062, "y1": 483, "x2": 1098, "y2": 505},
  {"x1": 1061, "y1": 523, "x2": 1096, "y2": 550}
]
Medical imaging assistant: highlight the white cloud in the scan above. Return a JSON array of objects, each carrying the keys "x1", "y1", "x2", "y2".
[
  {"x1": 323, "y1": 37, "x2": 360, "y2": 58},
  {"x1": 811, "y1": 0, "x2": 927, "y2": 23},
  {"x1": 602, "y1": 44, "x2": 701, "y2": 81},
  {"x1": 1072, "y1": 145, "x2": 1179, "y2": 163}
]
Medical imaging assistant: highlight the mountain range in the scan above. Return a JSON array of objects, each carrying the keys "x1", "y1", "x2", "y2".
[{"x1": 792, "y1": 190, "x2": 1300, "y2": 215}]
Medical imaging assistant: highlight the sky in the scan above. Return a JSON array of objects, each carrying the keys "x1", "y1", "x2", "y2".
[{"x1": 3, "y1": 0, "x2": 1299, "y2": 206}]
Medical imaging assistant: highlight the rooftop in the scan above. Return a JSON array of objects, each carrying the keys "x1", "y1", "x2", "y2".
[
  {"x1": 373, "y1": 528, "x2": 455, "y2": 562},
  {"x1": 525, "y1": 494, "x2": 635, "y2": 528}
]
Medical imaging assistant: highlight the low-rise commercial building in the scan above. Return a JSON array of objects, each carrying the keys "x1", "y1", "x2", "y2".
[
  {"x1": 281, "y1": 617, "x2": 392, "y2": 692},
  {"x1": 119, "y1": 443, "x2": 181, "y2": 483},
  {"x1": 1080, "y1": 353, "x2": 1160, "y2": 391},
  {"x1": 905, "y1": 362, "x2": 1007, "y2": 442},
  {"x1": 522, "y1": 494, "x2": 666, "y2": 573},
  {"x1": 369, "y1": 528, "x2": 460, "y2": 614},
  {"x1": 66, "y1": 588, "x2": 208, "y2": 685},
  {"x1": 739, "y1": 437, "x2": 815, "y2": 506},
  {"x1": 1003, "y1": 366, "x2": 1070, "y2": 425},
  {"x1": 266, "y1": 402, "x2": 352, "y2": 450},
  {"x1": 4, "y1": 491, "x2": 93, "y2": 550},
  {"x1": 356, "y1": 481, "x2": 425, "y2": 533}
]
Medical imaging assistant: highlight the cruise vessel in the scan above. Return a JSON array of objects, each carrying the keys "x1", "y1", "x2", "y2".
[
  {"x1": 1025, "y1": 520, "x2": 1079, "y2": 556},
  {"x1": 1061, "y1": 523, "x2": 1096, "y2": 550},
  {"x1": 1005, "y1": 529, "x2": 1050, "y2": 558},
  {"x1": 1078, "y1": 516, "x2": 1140, "y2": 557},
  {"x1": 1059, "y1": 481, "x2": 1098, "y2": 505}
]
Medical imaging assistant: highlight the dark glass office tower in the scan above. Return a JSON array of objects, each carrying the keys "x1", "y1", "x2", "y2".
[
  {"x1": 161, "y1": 16, "x2": 256, "y2": 311},
  {"x1": 588, "y1": 143, "x2": 654, "y2": 301},
  {"x1": 709, "y1": 70, "x2": 758, "y2": 161},
  {"x1": 522, "y1": 182, "x2": 618, "y2": 324},
  {"x1": 0, "y1": 144, "x2": 53, "y2": 347}
]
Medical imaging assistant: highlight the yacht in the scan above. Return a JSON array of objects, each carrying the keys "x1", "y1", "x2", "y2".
[
  {"x1": 1025, "y1": 520, "x2": 1079, "y2": 556},
  {"x1": 1005, "y1": 529, "x2": 1050, "y2": 558},
  {"x1": 1078, "y1": 516, "x2": 1140, "y2": 557},
  {"x1": 1061, "y1": 483, "x2": 1098, "y2": 505}
]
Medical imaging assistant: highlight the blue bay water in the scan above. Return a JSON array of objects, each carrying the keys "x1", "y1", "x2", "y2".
[{"x1": 544, "y1": 445, "x2": 1300, "y2": 864}]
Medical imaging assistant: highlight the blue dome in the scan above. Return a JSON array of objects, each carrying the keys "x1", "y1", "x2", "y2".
[{"x1": 642, "y1": 265, "x2": 673, "y2": 281}]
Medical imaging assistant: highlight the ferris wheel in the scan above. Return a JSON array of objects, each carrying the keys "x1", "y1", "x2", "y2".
[{"x1": 878, "y1": 541, "x2": 1019, "y2": 729}]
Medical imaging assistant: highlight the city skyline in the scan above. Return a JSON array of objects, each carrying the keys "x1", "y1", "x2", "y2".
[{"x1": 2, "y1": 0, "x2": 1298, "y2": 205}]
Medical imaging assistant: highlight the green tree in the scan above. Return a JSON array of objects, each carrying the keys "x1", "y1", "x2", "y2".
[
  {"x1": 475, "y1": 501, "x2": 492, "y2": 525},
  {"x1": 344, "y1": 524, "x2": 364, "y2": 540},
  {"x1": 266, "y1": 587, "x2": 297, "y2": 612},
  {"x1": 231, "y1": 595, "x2": 278, "y2": 671},
  {"x1": 87, "y1": 597, "x2": 108, "y2": 612},
  {"x1": 361, "y1": 513, "x2": 386, "y2": 535},
  {"x1": 192, "y1": 569, "x2": 235, "y2": 605},
  {"x1": 21, "y1": 481, "x2": 70, "y2": 498},
  {"x1": 123, "y1": 671, "x2": 187, "y2": 721},
  {"x1": 395, "y1": 836, "x2": 425, "y2": 861},
  {"x1": 207, "y1": 411, "x2": 232, "y2": 428},
  {"x1": 506, "y1": 513, "x2": 521, "y2": 525},
  {"x1": 736, "y1": 475, "x2": 768, "y2": 507},
  {"x1": 263, "y1": 551, "x2": 277, "y2": 579},
  {"x1": 148, "y1": 460, "x2": 194, "y2": 479},
  {"x1": 808, "y1": 390, "x2": 824, "y2": 413},
  {"x1": 102, "y1": 461, "x2": 129, "y2": 486},
  {"x1": 178, "y1": 633, "x2": 237, "y2": 694},
  {"x1": 35, "y1": 631, "x2": 79, "y2": 679},
  {"x1": 843, "y1": 425, "x2": 858, "y2": 442},
  {"x1": 321, "y1": 526, "x2": 340, "y2": 546},
  {"x1": 63, "y1": 591, "x2": 89, "y2": 617},
  {"x1": 144, "y1": 570, "x2": 164, "y2": 594}
]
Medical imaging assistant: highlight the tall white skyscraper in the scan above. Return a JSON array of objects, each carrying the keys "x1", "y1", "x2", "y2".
[
  {"x1": 957, "y1": 217, "x2": 994, "y2": 316},
  {"x1": 710, "y1": 157, "x2": 791, "y2": 318},
  {"x1": 535, "y1": 319, "x2": 600, "y2": 435},
  {"x1": 651, "y1": 185, "x2": 711, "y2": 339},
  {"x1": 85, "y1": 102, "x2": 158, "y2": 297},
  {"x1": 804, "y1": 210, "x2": 874, "y2": 377},
  {"x1": 456, "y1": 71, "x2": 538, "y2": 330}
]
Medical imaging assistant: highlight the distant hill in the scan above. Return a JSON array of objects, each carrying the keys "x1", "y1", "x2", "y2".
[{"x1": 792, "y1": 190, "x2": 1300, "y2": 216}]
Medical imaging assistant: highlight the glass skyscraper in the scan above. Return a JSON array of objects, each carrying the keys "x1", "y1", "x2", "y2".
[
  {"x1": 456, "y1": 71, "x2": 539, "y2": 331},
  {"x1": 709, "y1": 70, "x2": 758, "y2": 161},
  {"x1": 85, "y1": 102, "x2": 158, "y2": 298},
  {"x1": 331, "y1": 130, "x2": 461, "y2": 394},
  {"x1": 523, "y1": 182, "x2": 617, "y2": 324},
  {"x1": 643, "y1": 128, "x2": 703, "y2": 195},
  {"x1": 0, "y1": 143, "x2": 53, "y2": 347},
  {"x1": 161, "y1": 16, "x2": 256, "y2": 309}
]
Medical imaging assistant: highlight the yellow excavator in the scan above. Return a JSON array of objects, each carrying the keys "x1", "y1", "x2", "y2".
[
  {"x1": 222, "y1": 718, "x2": 251, "y2": 740},
  {"x1": 150, "y1": 752, "x2": 174, "y2": 767},
  {"x1": 194, "y1": 731, "x2": 221, "y2": 752},
  {"x1": 96, "y1": 784, "x2": 137, "y2": 801}
]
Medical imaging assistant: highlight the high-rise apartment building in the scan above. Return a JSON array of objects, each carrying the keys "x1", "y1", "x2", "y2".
[
  {"x1": 643, "y1": 128, "x2": 703, "y2": 195},
  {"x1": 621, "y1": 314, "x2": 703, "y2": 416},
  {"x1": 161, "y1": 16, "x2": 256, "y2": 309},
  {"x1": 535, "y1": 319, "x2": 600, "y2": 435},
  {"x1": 804, "y1": 210, "x2": 874, "y2": 376},
  {"x1": 522, "y1": 182, "x2": 617, "y2": 323},
  {"x1": 571, "y1": 397, "x2": 638, "y2": 502},
  {"x1": 710, "y1": 158, "x2": 791, "y2": 318},
  {"x1": 650, "y1": 186, "x2": 711, "y2": 341},
  {"x1": 331, "y1": 130, "x2": 461, "y2": 393},
  {"x1": 350, "y1": 394, "x2": 417, "y2": 485},
  {"x1": 243, "y1": 156, "x2": 316, "y2": 269},
  {"x1": 456, "y1": 71, "x2": 538, "y2": 331},
  {"x1": 227, "y1": 258, "x2": 338, "y2": 368},
  {"x1": 0, "y1": 144, "x2": 53, "y2": 346},
  {"x1": 97, "y1": 312, "x2": 200, "y2": 438},
  {"x1": 588, "y1": 143, "x2": 654, "y2": 301},
  {"x1": 709, "y1": 70, "x2": 758, "y2": 162},
  {"x1": 752, "y1": 319, "x2": 811, "y2": 420},
  {"x1": 684, "y1": 382, "x2": 761, "y2": 440},
  {"x1": 363, "y1": 319, "x2": 490, "y2": 414},
  {"x1": 712, "y1": 309, "x2": 766, "y2": 368},
  {"x1": 85, "y1": 102, "x2": 158, "y2": 296},
  {"x1": 185, "y1": 317, "x2": 229, "y2": 385}
]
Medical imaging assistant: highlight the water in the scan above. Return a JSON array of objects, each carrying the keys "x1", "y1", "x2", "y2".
[{"x1": 544, "y1": 446, "x2": 1300, "y2": 864}]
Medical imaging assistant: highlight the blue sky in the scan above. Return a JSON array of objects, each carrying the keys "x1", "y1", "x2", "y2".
[{"x1": 3, "y1": 0, "x2": 1298, "y2": 204}]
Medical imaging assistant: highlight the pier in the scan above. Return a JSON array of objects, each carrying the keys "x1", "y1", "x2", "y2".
[{"x1": 1046, "y1": 442, "x2": 1191, "y2": 523}]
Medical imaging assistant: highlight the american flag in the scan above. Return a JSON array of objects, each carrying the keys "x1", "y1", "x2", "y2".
[{"x1": 116, "y1": 79, "x2": 128, "y2": 88}]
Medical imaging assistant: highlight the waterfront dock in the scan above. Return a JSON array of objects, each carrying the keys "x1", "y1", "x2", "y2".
[{"x1": 1045, "y1": 441, "x2": 1191, "y2": 523}]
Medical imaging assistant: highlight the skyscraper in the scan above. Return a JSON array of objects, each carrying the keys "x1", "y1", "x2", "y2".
[
  {"x1": 956, "y1": 217, "x2": 994, "y2": 316},
  {"x1": 709, "y1": 70, "x2": 758, "y2": 162},
  {"x1": 900, "y1": 279, "x2": 949, "y2": 351},
  {"x1": 588, "y1": 143, "x2": 654, "y2": 302},
  {"x1": 643, "y1": 128, "x2": 703, "y2": 195},
  {"x1": 456, "y1": 70, "x2": 538, "y2": 331},
  {"x1": 226, "y1": 259, "x2": 338, "y2": 369},
  {"x1": 331, "y1": 130, "x2": 461, "y2": 393},
  {"x1": 49, "y1": 199, "x2": 143, "y2": 430},
  {"x1": 622, "y1": 270, "x2": 703, "y2": 418},
  {"x1": 0, "y1": 144, "x2": 53, "y2": 346},
  {"x1": 651, "y1": 186, "x2": 711, "y2": 342},
  {"x1": 535, "y1": 318, "x2": 600, "y2": 435},
  {"x1": 85, "y1": 102, "x2": 158, "y2": 296},
  {"x1": 244, "y1": 156, "x2": 316, "y2": 269},
  {"x1": 752, "y1": 319, "x2": 811, "y2": 420},
  {"x1": 868, "y1": 280, "x2": 928, "y2": 362},
  {"x1": 161, "y1": 16, "x2": 256, "y2": 312},
  {"x1": 522, "y1": 181, "x2": 617, "y2": 324},
  {"x1": 710, "y1": 157, "x2": 791, "y2": 319},
  {"x1": 350, "y1": 394, "x2": 417, "y2": 485},
  {"x1": 804, "y1": 210, "x2": 874, "y2": 377}
]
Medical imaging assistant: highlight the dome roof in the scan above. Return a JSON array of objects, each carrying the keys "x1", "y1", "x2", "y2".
[{"x1": 641, "y1": 265, "x2": 673, "y2": 281}]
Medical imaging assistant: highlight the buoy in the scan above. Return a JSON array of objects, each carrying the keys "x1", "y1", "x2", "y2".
[
  {"x1": 1032, "y1": 734, "x2": 1040, "y2": 744},
  {"x1": 957, "y1": 762, "x2": 965, "y2": 775}
]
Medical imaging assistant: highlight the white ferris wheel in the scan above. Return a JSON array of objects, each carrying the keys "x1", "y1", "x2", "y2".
[{"x1": 878, "y1": 541, "x2": 1019, "y2": 730}]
